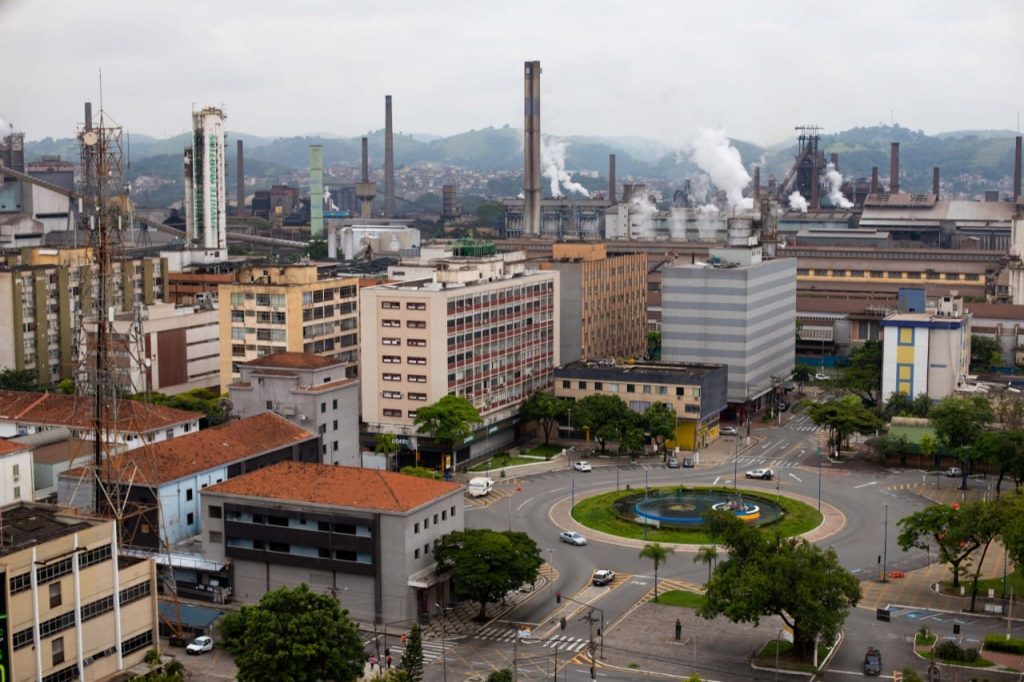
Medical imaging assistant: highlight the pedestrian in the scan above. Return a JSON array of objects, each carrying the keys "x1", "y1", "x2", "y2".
[
  {"x1": 369, "y1": 655, "x2": 378, "y2": 671},
  {"x1": 385, "y1": 654, "x2": 393, "y2": 669}
]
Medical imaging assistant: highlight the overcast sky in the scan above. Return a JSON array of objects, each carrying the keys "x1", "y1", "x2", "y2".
[{"x1": 2, "y1": 0, "x2": 1021, "y2": 148}]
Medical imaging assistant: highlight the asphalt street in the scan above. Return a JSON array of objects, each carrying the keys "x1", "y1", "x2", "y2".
[{"x1": 394, "y1": 415, "x2": 956, "y2": 682}]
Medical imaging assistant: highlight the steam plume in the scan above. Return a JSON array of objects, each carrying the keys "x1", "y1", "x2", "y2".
[
  {"x1": 823, "y1": 162, "x2": 853, "y2": 209},
  {"x1": 541, "y1": 138, "x2": 590, "y2": 198},
  {"x1": 690, "y1": 129, "x2": 752, "y2": 211},
  {"x1": 788, "y1": 191, "x2": 809, "y2": 213}
]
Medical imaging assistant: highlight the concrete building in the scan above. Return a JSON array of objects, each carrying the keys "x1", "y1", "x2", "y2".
[
  {"x1": 0, "y1": 390, "x2": 200, "y2": 451},
  {"x1": 540, "y1": 243, "x2": 645, "y2": 364},
  {"x1": 0, "y1": 503, "x2": 159, "y2": 681},
  {"x1": 219, "y1": 264, "x2": 360, "y2": 390},
  {"x1": 0, "y1": 247, "x2": 167, "y2": 384},
  {"x1": 26, "y1": 156, "x2": 75, "y2": 194},
  {"x1": 662, "y1": 247, "x2": 796, "y2": 412},
  {"x1": 80, "y1": 301, "x2": 220, "y2": 396},
  {"x1": 228, "y1": 352, "x2": 360, "y2": 467},
  {"x1": 881, "y1": 296, "x2": 971, "y2": 401},
  {"x1": 183, "y1": 107, "x2": 228, "y2": 263},
  {"x1": 200, "y1": 460, "x2": 463, "y2": 624},
  {"x1": 360, "y1": 247, "x2": 559, "y2": 468},
  {"x1": 0, "y1": 439, "x2": 32, "y2": 505},
  {"x1": 553, "y1": 361, "x2": 728, "y2": 449},
  {"x1": 57, "y1": 412, "x2": 318, "y2": 550}
]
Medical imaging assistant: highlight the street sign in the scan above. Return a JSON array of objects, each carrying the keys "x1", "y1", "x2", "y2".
[{"x1": 876, "y1": 608, "x2": 891, "y2": 622}]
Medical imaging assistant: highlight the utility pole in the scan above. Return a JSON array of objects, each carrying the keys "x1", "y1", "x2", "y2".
[
  {"x1": 512, "y1": 623, "x2": 519, "y2": 682},
  {"x1": 587, "y1": 608, "x2": 597, "y2": 681}
]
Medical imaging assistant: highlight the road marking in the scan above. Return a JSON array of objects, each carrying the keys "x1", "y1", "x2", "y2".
[
  {"x1": 550, "y1": 487, "x2": 567, "y2": 493},
  {"x1": 516, "y1": 497, "x2": 535, "y2": 512},
  {"x1": 712, "y1": 477, "x2": 720, "y2": 486},
  {"x1": 854, "y1": 481, "x2": 877, "y2": 489},
  {"x1": 788, "y1": 472, "x2": 802, "y2": 482}
]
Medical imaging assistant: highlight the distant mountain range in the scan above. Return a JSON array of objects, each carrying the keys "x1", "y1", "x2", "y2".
[{"x1": 23, "y1": 124, "x2": 1021, "y2": 205}]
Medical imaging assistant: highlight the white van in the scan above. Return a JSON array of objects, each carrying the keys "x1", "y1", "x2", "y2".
[{"x1": 467, "y1": 477, "x2": 494, "y2": 497}]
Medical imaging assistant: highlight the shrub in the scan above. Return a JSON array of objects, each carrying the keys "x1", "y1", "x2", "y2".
[
  {"x1": 934, "y1": 640, "x2": 965, "y2": 661},
  {"x1": 984, "y1": 633, "x2": 1024, "y2": 655},
  {"x1": 964, "y1": 647, "x2": 980, "y2": 663}
]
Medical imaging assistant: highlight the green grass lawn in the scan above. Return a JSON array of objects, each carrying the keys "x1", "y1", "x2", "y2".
[
  {"x1": 915, "y1": 631, "x2": 937, "y2": 646},
  {"x1": 940, "y1": 570, "x2": 1024, "y2": 598},
  {"x1": 888, "y1": 424, "x2": 937, "y2": 445},
  {"x1": 469, "y1": 454, "x2": 542, "y2": 472},
  {"x1": 654, "y1": 589, "x2": 706, "y2": 609},
  {"x1": 570, "y1": 486, "x2": 822, "y2": 545},
  {"x1": 527, "y1": 444, "x2": 563, "y2": 458}
]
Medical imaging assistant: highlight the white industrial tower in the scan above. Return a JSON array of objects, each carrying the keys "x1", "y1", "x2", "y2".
[{"x1": 184, "y1": 106, "x2": 228, "y2": 258}]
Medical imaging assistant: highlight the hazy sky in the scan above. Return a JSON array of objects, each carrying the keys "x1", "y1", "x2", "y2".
[{"x1": 2, "y1": 0, "x2": 1021, "y2": 147}]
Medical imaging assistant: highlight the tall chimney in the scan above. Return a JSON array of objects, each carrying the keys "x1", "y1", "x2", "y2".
[
  {"x1": 1014, "y1": 135, "x2": 1022, "y2": 203},
  {"x1": 310, "y1": 144, "x2": 323, "y2": 237},
  {"x1": 361, "y1": 137, "x2": 369, "y2": 183},
  {"x1": 810, "y1": 153, "x2": 821, "y2": 209},
  {"x1": 523, "y1": 60, "x2": 542, "y2": 235},
  {"x1": 384, "y1": 95, "x2": 395, "y2": 218},
  {"x1": 890, "y1": 142, "x2": 900, "y2": 193},
  {"x1": 870, "y1": 167, "x2": 879, "y2": 194},
  {"x1": 933, "y1": 167, "x2": 940, "y2": 199},
  {"x1": 608, "y1": 154, "x2": 616, "y2": 204},
  {"x1": 830, "y1": 153, "x2": 839, "y2": 170},
  {"x1": 236, "y1": 139, "x2": 245, "y2": 214},
  {"x1": 753, "y1": 166, "x2": 761, "y2": 203},
  {"x1": 84, "y1": 102, "x2": 93, "y2": 131}
]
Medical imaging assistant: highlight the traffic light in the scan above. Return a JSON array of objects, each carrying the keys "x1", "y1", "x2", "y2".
[
  {"x1": 560, "y1": 617, "x2": 566, "y2": 630},
  {"x1": 556, "y1": 590, "x2": 562, "y2": 604}
]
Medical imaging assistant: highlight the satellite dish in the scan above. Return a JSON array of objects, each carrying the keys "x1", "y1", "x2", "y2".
[{"x1": 82, "y1": 131, "x2": 99, "y2": 146}]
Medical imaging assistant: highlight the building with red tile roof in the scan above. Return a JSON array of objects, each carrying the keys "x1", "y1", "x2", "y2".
[
  {"x1": 200, "y1": 460, "x2": 465, "y2": 624},
  {"x1": 0, "y1": 437, "x2": 31, "y2": 506}
]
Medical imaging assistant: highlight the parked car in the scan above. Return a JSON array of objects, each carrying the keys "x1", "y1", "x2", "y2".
[
  {"x1": 945, "y1": 466, "x2": 962, "y2": 477},
  {"x1": 560, "y1": 531, "x2": 587, "y2": 546},
  {"x1": 745, "y1": 468, "x2": 774, "y2": 480},
  {"x1": 186, "y1": 636, "x2": 214, "y2": 655},
  {"x1": 666, "y1": 458, "x2": 680, "y2": 468},
  {"x1": 682, "y1": 457, "x2": 695, "y2": 468},
  {"x1": 815, "y1": 373, "x2": 831, "y2": 381},
  {"x1": 573, "y1": 461, "x2": 592, "y2": 472},
  {"x1": 863, "y1": 646, "x2": 881, "y2": 675},
  {"x1": 720, "y1": 426, "x2": 739, "y2": 436},
  {"x1": 592, "y1": 569, "x2": 615, "y2": 586}
]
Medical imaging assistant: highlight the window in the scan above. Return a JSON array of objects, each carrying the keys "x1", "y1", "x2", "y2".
[
  {"x1": 332, "y1": 399, "x2": 338, "y2": 409},
  {"x1": 12, "y1": 486, "x2": 19, "y2": 499},
  {"x1": 407, "y1": 320, "x2": 426, "y2": 329},
  {"x1": 424, "y1": 543, "x2": 430, "y2": 554},
  {"x1": 209, "y1": 505, "x2": 222, "y2": 519},
  {"x1": 409, "y1": 393, "x2": 427, "y2": 401},
  {"x1": 578, "y1": 381, "x2": 586, "y2": 389},
  {"x1": 382, "y1": 319, "x2": 401, "y2": 328},
  {"x1": 407, "y1": 302, "x2": 426, "y2": 311},
  {"x1": 433, "y1": 513, "x2": 439, "y2": 524},
  {"x1": 408, "y1": 357, "x2": 427, "y2": 365},
  {"x1": 383, "y1": 390, "x2": 402, "y2": 399},
  {"x1": 381, "y1": 301, "x2": 401, "y2": 309},
  {"x1": 187, "y1": 513, "x2": 195, "y2": 525},
  {"x1": 657, "y1": 385, "x2": 668, "y2": 395},
  {"x1": 414, "y1": 522, "x2": 420, "y2": 533},
  {"x1": 408, "y1": 374, "x2": 426, "y2": 383},
  {"x1": 333, "y1": 420, "x2": 338, "y2": 430},
  {"x1": 594, "y1": 382, "x2": 603, "y2": 391},
  {"x1": 676, "y1": 387, "x2": 685, "y2": 396},
  {"x1": 383, "y1": 409, "x2": 402, "y2": 417},
  {"x1": 266, "y1": 400, "x2": 274, "y2": 409},
  {"x1": 382, "y1": 337, "x2": 401, "y2": 346},
  {"x1": 321, "y1": 402, "x2": 327, "y2": 413},
  {"x1": 407, "y1": 410, "x2": 418, "y2": 418},
  {"x1": 561, "y1": 380, "x2": 570, "y2": 389},
  {"x1": 52, "y1": 637, "x2": 64, "y2": 666},
  {"x1": 186, "y1": 488, "x2": 193, "y2": 501},
  {"x1": 451, "y1": 505, "x2": 456, "y2": 517},
  {"x1": 407, "y1": 339, "x2": 426, "y2": 347},
  {"x1": 209, "y1": 531, "x2": 223, "y2": 543},
  {"x1": 383, "y1": 373, "x2": 401, "y2": 381},
  {"x1": 626, "y1": 384, "x2": 635, "y2": 393},
  {"x1": 643, "y1": 385, "x2": 652, "y2": 394},
  {"x1": 442, "y1": 510, "x2": 447, "y2": 520},
  {"x1": 414, "y1": 548, "x2": 420, "y2": 559},
  {"x1": 49, "y1": 582, "x2": 62, "y2": 608},
  {"x1": 424, "y1": 517, "x2": 430, "y2": 529},
  {"x1": 383, "y1": 355, "x2": 402, "y2": 364}
]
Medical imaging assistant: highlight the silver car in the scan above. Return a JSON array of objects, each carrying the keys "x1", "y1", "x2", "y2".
[{"x1": 560, "y1": 531, "x2": 587, "y2": 546}]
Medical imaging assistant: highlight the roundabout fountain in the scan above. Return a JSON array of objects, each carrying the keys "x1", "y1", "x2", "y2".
[{"x1": 610, "y1": 488, "x2": 785, "y2": 529}]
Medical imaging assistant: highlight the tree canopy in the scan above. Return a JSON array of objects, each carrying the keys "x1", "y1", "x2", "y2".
[
  {"x1": 399, "y1": 624, "x2": 424, "y2": 682},
  {"x1": 973, "y1": 430, "x2": 1024, "y2": 493},
  {"x1": 133, "y1": 387, "x2": 230, "y2": 427},
  {"x1": 929, "y1": 395, "x2": 994, "y2": 451},
  {"x1": 414, "y1": 395, "x2": 482, "y2": 455},
  {"x1": 0, "y1": 368, "x2": 42, "y2": 392},
  {"x1": 639, "y1": 542, "x2": 673, "y2": 601},
  {"x1": 807, "y1": 397, "x2": 883, "y2": 455},
  {"x1": 970, "y1": 334, "x2": 1003, "y2": 373},
  {"x1": 699, "y1": 512, "x2": 861, "y2": 659},
  {"x1": 572, "y1": 394, "x2": 633, "y2": 454},
  {"x1": 221, "y1": 583, "x2": 365, "y2": 682},
  {"x1": 837, "y1": 340, "x2": 883, "y2": 405},
  {"x1": 520, "y1": 390, "x2": 567, "y2": 446},
  {"x1": 434, "y1": 529, "x2": 542, "y2": 620},
  {"x1": 643, "y1": 402, "x2": 677, "y2": 456}
]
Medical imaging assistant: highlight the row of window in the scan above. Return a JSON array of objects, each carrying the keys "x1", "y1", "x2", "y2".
[
  {"x1": 797, "y1": 268, "x2": 982, "y2": 281},
  {"x1": 444, "y1": 282, "x2": 554, "y2": 314},
  {"x1": 560, "y1": 379, "x2": 700, "y2": 398},
  {"x1": 382, "y1": 337, "x2": 426, "y2": 347},
  {"x1": 383, "y1": 373, "x2": 426, "y2": 383},
  {"x1": 383, "y1": 409, "x2": 417, "y2": 418},
  {"x1": 10, "y1": 544, "x2": 112, "y2": 595},
  {"x1": 302, "y1": 286, "x2": 357, "y2": 305},
  {"x1": 382, "y1": 391, "x2": 428, "y2": 401},
  {"x1": 413, "y1": 506, "x2": 456, "y2": 534},
  {"x1": 381, "y1": 301, "x2": 427, "y2": 310},
  {"x1": 382, "y1": 319, "x2": 427, "y2": 329},
  {"x1": 383, "y1": 355, "x2": 427, "y2": 365}
]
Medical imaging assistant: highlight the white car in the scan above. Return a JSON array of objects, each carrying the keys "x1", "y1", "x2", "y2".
[
  {"x1": 186, "y1": 636, "x2": 214, "y2": 655},
  {"x1": 573, "y1": 461, "x2": 592, "y2": 472},
  {"x1": 720, "y1": 426, "x2": 739, "y2": 436},
  {"x1": 745, "y1": 468, "x2": 774, "y2": 480},
  {"x1": 592, "y1": 569, "x2": 616, "y2": 586},
  {"x1": 560, "y1": 531, "x2": 587, "y2": 546},
  {"x1": 815, "y1": 373, "x2": 831, "y2": 381}
]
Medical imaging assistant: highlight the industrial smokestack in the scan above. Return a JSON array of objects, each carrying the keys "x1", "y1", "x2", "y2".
[
  {"x1": 890, "y1": 142, "x2": 900, "y2": 193},
  {"x1": 608, "y1": 154, "x2": 616, "y2": 204},
  {"x1": 523, "y1": 60, "x2": 542, "y2": 235},
  {"x1": 870, "y1": 167, "x2": 879, "y2": 194},
  {"x1": 830, "y1": 153, "x2": 839, "y2": 171},
  {"x1": 237, "y1": 139, "x2": 245, "y2": 214},
  {"x1": 84, "y1": 102, "x2": 92, "y2": 131},
  {"x1": 384, "y1": 95, "x2": 395, "y2": 218},
  {"x1": 810, "y1": 152, "x2": 821, "y2": 209},
  {"x1": 310, "y1": 144, "x2": 323, "y2": 237},
  {"x1": 933, "y1": 167, "x2": 940, "y2": 199},
  {"x1": 361, "y1": 137, "x2": 369, "y2": 183},
  {"x1": 753, "y1": 166, "x2": 760, "y2": 203},
  {"x1": 1015, "y1": 136, "x2": 1022, "y2": 203}
]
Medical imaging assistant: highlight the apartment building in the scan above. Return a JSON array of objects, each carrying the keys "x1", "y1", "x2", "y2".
[
  {"x1": 0, "y1": 247, "x2": 167, "y2": 384},
  {"x1": 539, "y1": 243, "x2": 646, "y2": 364},
  {"x1": 218, "y1": 264, "x2": 360, "y2": 390},
  {"x1": 0, "y1": 503, "x2": 159, "y2": 682},
  {"x1": 200, "y1": 460, "x2": 463, "y2": 624},
  {"x1": 360, "y1": 249, "x2": 559, "y2": 468},
  {"x1": 881, "y1": 296, "x2": 972, "y2": 401},
  {"x1": 229, "y1": 352, "x2": 360, "y2": 466},
  {"x1": 553, "y1": 361, "x2": 728, "y2": 449},
  {"x1": 0, "y1": 440, "x2": 32, "y2": 505}
]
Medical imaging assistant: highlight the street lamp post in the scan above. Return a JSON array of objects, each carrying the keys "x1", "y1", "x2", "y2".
[
  {"x1": 882, "y1": 503, "x2": 889, "y2": 582},
  {"x1": 817, "y1": 447, "x2": 822, "y2": 512},
  {"x1": 733, "y1": 434, "x2": 739, "y2": 491},
  {"x1": 435, "y1": 603, "x2": 448, "y2": 682}
]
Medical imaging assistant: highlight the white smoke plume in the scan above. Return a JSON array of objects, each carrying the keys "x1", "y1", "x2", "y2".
[
  {"x1": 696, "y1": 204, "x2": 720, "y2": 241},
  {"x1": 540, "y1": 138, "x2": 590, "y2": 198},
  {"x1": 690, "y1": 129, "x2": 752, "y2": 211},
  {"x1": 823, "y1": 162, "x2": 853, "y2": 209},
  {"x1": 629, "y1": 193, "x2": 657, "y2": 238},
  {"x1": 323, "y1": 187, "x2": 338, "y2": 211},
  {"x1": 669, "y1": 206, "x2": 687, "y2": 240},
  {"x1": 788, "y1": 191, "x2": 809, "y2": 213},
  {"x1": 689, "y1": 175, "x2": 711, "y2": 206}
]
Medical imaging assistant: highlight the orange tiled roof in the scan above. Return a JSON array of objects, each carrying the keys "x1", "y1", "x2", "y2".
[
  {"x1": 204, "y1": 460, "x2": 462, "y2": 513},
  {"x1": 0, "y1": 390, "x2": 199, "y2": 432},
  {"x1": 0, "y1": 440, "x2": 27, "y2": 456},
  {"x1": 63, "y1": 412, "x2": 314, "y2": 486},
  {"x1": 242, "y1": 353, "x2": 338, "y2": 370}
]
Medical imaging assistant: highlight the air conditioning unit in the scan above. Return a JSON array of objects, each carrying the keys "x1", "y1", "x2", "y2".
[{"x1": 298, "y1": 414, "x2": 308, "y2": 422}]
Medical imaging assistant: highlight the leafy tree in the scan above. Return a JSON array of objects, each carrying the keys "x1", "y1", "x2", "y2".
[
  {"x1": 699, "y1": 512, "x2": 861, "y2": 660},
  {"x1": 973, "y1": 430, "x2": 1024, "y2": 493},
  {"x1": 617, "y1": 415, "x2": 645, "y2": 458},
  {"x1": 919, "y1": 433, "x2": 938, "y2": 472},
  {"x1": 998, "y1": 494, "x2": 1024, "y2": 571},
  {"x1": 909, "y1": 393, "x2": 933, "y2": 418},
  {"x1": 414, "y1": 395, "x2": 482, "y2": 466},
  {"x1": 994, "y1": 393, "x2": 1024, "y2": 430},
  {"x1": 0, "y1": 368, "x2": 39, "y2": 391},
  {"x1": 375, "y1": 432, "x2": 399, "y2": 459},
  {"x1": 694, "y1": 545, "x2": 718, "y2": 584},
  {"x1": 305, "y1": 237, "x2": 328, "y2": 260},
  {"x1": 897, "y1": 503, "x2": 987, "y2": 589},
  {"x1": 133, "y1": 387, "x2": 230, "y2": 426},
  {"x1": 873, "y1": 433, "x2": 912, "y2": 466},
  {"x1": 792, "y1": 365, "x2": 813, "y2": 385},
  {"x1": 573, "y1": 394, "x2": 631, "y2": 454},
  {"x1": 959, "y1": 499, "x2": 1005, "y2": 611},
  {"x1": 639, "y1": 542, "x2": 673, "y2": 601},
  {"x1": 400, "y1": 466, "x2": 441, "y2": 480},
  {"x1": 434, "y1": 529, "x2": 542, "y2": 620},
  {"x1": 644, "y1": 402, "x2": 677, "y2": 457},
  {"x1": 647, "y1": 331, "x2": 662, "y2": 360},
  {"x1": 56, "y1": 378, "x2": 75, "y2": 395},
  {"x1": 807, "y1": 397, "x2": 883, "y2": 456},
  {"x1": 399, "y1": 624, "x2": 424, "y2": 682},
  {"x1": 837, "y1": 340, "x2": 883, "y2": 405},
  {"x1": 221, "y1": 583, "x2": 365, "y2": 682},
  {"x1": 520, "y1": 390, "x2": 567, "y2": 447},
  {"x1": 930, "y1": 395, "x2": 994, "y2": 487},
  {"x1": 970, "y1": 334, "x2": 1003, "y2": 372},
  {"x1": 486, "y1": 670, "x2": 514, "y2": 682}
]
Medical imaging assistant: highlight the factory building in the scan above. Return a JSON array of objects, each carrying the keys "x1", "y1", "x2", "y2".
[
  {"x1": 539, "y1": 243, "x2": 646, "y2": 364},
  {"x1": 181, "y1": 107, "x2": 228, "y2": 266},
  {"x1": 360, "y1": 245, "x2": 559, "y2": 469},
  {"x1": 0, "y1": 132, "x2": 75, "y2": 249}
]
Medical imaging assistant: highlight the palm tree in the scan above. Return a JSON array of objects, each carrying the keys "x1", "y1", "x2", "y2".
[
  {"x1": 639, "y1": 542, "x2": 674, "y2": 602},
  {"x1": 693, "y1": 545, "x2": 718, "y2": 584}
]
